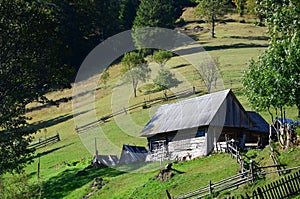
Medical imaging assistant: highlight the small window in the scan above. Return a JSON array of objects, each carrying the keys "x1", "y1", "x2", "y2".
[{"x1": 196, "y1": 129, "x2": 205, "y2": 137}]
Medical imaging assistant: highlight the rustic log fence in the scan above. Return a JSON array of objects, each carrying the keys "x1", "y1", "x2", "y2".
[
  {"x1": 168, "y1": 171, "x2": 253, "y2": 199},
  {"x1": 168, "y1": 166, "x2": 300, "y2": 199},
  {"x1": 29, "y1": 133, "x2": 60, "y2": 149},
  {"x1": 226, "y1": 141, "x2": 247, "y2": 172},
  {"x1": 223, "y1": 169, "x2": 300, "y2": 199},
  {"x1": 98, "y1": 87, "x2": 197, "y2": 122}
]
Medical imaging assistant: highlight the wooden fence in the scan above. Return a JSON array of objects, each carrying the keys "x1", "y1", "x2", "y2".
[
  {"x1": 223, "y1": 170, "x2": 300, "y2": 199},
  {"x1": 169, "y1": 165, "x2": 300, "y2": 199},
  {"x1": 226, "y1": 141, "x2": 246, "y2": 172},
  {"x1": 29, "y1": 133, "x2": 60, "y2": 149},
  {"x1": 98, "y1": 87, "x2": 197, "y2": 122},
  {"x1": 168, "y1": 171, "x2": 253, "y2": 199}
]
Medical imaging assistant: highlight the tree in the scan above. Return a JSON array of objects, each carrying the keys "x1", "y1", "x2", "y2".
[
  {"x1": 0, "y1": 0, "x2": 70, "y2": 175},
  {"x1": 232, "y1": 0, "x2": 246, "y2": 16},
  {"x1": 121, "y1": 52, "x2": 151, "y2": 97},
  {"x1": 243, "y1": 0, "x2": 300, "y2": 148},
  {"x1": 100, "y1": 69, "x2": 110, "y2": 88},
  {"x1": 44, "y1": 0, "x2": 121, "y2": 71},
  {"x1": 132, "y1": 0, "x2": 176, "y2": 50},
  {"x1": 198, "y1": 57, "x2": 221, "y2": 93},
  {"x1": 245, "y1": 0, "x2": 264, "y2": 25},
  {"x1": 243, "y1": 0, "x2": 300, "y2": 117},
  {"x1": 153, "y1": 50, "x2": 173, "y2": 67},
  {"x1": 133, "y1": 0, "x2": 175, "y2": 29},
  {"x1": 153, "y1": 69, "x2": 180, "y2": 99},
  {"x1": 195, "y1": 0, "x2": 230, "y2": 38},
  {"x1": 119, "y1": 0, "x2": 139, "y2": 30}
]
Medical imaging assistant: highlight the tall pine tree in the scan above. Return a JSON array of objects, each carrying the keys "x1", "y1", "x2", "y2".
[{"x1": 133, "y1": 0, "x2": 175, "y2": 29}]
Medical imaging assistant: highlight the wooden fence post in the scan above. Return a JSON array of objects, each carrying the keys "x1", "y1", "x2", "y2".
[
  {"x1": 37, "y1": 156, "x2": 41, "y2": 180},
  {"x1": 250, "y1": 160, "x2": 255, "y2": 183},
  {"x1": 56, "y1": 132, "x2": 60, "y2": 141},
  {"x1": 166, "y1": 190, "x2": 172, "y2": 199},
  {"x1": 209, "y1": 180, "x2": 212, "y2": 195}
]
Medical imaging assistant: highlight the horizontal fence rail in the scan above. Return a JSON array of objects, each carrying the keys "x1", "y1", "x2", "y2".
[
  {"x1": 29, "y1": 133, "x2": 60, "y2": 149},
  {"x1": 172, "y1": 171, "x2": 253, "y2": 199},
  {"x1": 223, "y1": 169, "x2": 300, "y2": 199}
]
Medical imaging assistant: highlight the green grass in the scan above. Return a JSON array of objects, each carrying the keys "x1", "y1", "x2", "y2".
[
  {"x1": 91, "y1": 153, "x2": 240, "y2": 199},
  {"x1": 3, "y1": 9, "x2": 299, "y2": 199}
]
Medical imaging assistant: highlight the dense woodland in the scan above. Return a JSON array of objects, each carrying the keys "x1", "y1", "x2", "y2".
[{"x1": 0, "y1": 0, "x2": 299, "y2": 181}]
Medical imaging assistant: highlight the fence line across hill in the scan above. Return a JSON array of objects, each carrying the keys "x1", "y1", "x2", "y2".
[
  {"x1": 75, "y1": 87, "x2": 198, "y2": 133},
  {"x1": 167, "y1": 165, "x2": 300, "y2": 199},
  {"x1": 168, "y1": 170, "x2": 253, "y2": 199},
  {"x1": 223, "y1": 169, "x2": 300, "y2": 199},
  {"x1": 29, "y1": 133, "x2": 60, "y2": 149}
]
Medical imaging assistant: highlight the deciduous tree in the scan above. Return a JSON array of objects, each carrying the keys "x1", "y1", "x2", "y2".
[
  {"x1": 121, "y1": 52, "x2": 150, "y2": 97},
  {"x1": 100, "y1": 69, "x2": 110, "y2": 89},
  {"x1": 198, "y1": 57, "x2": 221, "y2": 93},
  {"x1": 0, "y1": 0, "x2": 70, "y2": 175},
  {"x1": 154, "y1": 69, "x2": 180, "y2": 99},
  {"x1": 153, "y1": 50, "x2": 173, "y2": 67},
  {"x1": 243, "y1": 0, "x2": 300, "y2": 149},
  {"x1": 195, "y1": 0, "x2": 230, "y2": 38}
]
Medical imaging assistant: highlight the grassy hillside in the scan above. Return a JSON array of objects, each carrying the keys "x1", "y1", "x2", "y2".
[{"x1": 2, "y1": 8, "x2": 299, "y2": 199}]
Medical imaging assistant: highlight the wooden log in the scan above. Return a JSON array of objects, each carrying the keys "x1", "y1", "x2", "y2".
[
  {"x1": 250, "y1": 160, "x2": 255, "y2": 183},
  {"x1": 257, "y1": 187, "x2": 264, "y2": 199},
  {"x1": 272, "y1": 182, "x2": 280, "y2": 199},
  {"x1": 288, "y1": 175, "x2": 296, "y2": 195},
  {"x1": 267, "y1": 183, "x2": 275, "y2": 199},
  {"x1": 274, "y1": 181, "x2": 283, "y2": 199},
  {"x1": 283, "y1": 176, "x2": 293, "y2": 197},
  {"x1": 166, "y1": 190, "x2": 172, "y2": 199},
  {"x1": 293, "y1": 171, "x2": 300, "y2": 192},
  {"x1": 279, "y1": 178, "x2": 288, "y2": 197}
]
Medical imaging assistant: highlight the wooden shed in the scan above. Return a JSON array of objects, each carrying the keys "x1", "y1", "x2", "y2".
[
  {"x1": 140, "y1": 89, "x2": 270, "y2": 161},
  {"x1": 119, "y1": 144, "x2": 148, "y2": 164}
]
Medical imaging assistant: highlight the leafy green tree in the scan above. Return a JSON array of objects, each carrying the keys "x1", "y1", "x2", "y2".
[
  {"x1": 195, "y1": 0, "x2": 230, "y2": 38},
  {"x1": 243, "y1": 0, "x2": 300, "y2": 118},
  {"x1": 0, "y1": 0, "x2": 70, "y2": 175},
  {"x1": 119, "y1": 0, "x2": 139, "y2": 30},
  {"x1": 121, "y1": 52, "x2": 151, "y2": 97},
  {"x1": 245, "y1": 0, "x2": 264, "y2": 25},
  {"x1": 154, "y1": 69, "x2": 180, "y2": 98},
  {"x1": 100, "y1": 69, "x2": 110, "y2": 88},
  {"x1": 153, "y1": 50, "x2": 173, "y2": 67},
  {"x1": 232, "y1": 0, "x2": 246, "y2": 16}
]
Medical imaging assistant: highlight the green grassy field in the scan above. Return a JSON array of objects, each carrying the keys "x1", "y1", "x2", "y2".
[{"x1": 2, "y1": 8, "x2": 300, "y2": 199}]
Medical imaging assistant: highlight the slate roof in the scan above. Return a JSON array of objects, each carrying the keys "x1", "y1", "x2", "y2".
[
  {"x1": 247, "y1": 111, "x2": 270, "y2": 133},
  {"x1": 140, "y1": 89, "x2": 253, "y2": 137},
  {"x1": 119, "y1": 145, "x2": 148, "y2": 164}
]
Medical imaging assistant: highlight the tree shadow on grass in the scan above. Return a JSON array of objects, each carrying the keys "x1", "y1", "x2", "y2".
[
  {"x1": 28, "y1": 114, "x2": 74, "y2": 132},
  {"x1": 34, "y1": 143, "x2": 74, "y2": 159},
  {"x1": 41, "y1": 166, "x2": 125, "y2": 199},
  {"x1": 174, "y1": 43, "x2": 268, "y2": 56}
]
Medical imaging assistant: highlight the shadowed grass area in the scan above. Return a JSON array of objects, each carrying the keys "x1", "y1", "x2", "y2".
[
  {"x1": 41, "y1": 165, "x2": 124, "y2": 199},
  {"x1": 92, "y1": 153, "x2": 240, "y2": 199}
]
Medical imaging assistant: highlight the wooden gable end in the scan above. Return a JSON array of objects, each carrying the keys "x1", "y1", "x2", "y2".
[{"x1": 223, "y1": 92, "x2": 252, "y2": 128}]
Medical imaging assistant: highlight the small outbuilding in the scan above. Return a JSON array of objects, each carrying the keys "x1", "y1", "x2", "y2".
[
  {"x1": 140, "y1": 89, "x2": 270, "y2": 161},
  {"x1": 119, "y1": 144, "x2": 148, "y2": 164},
  {"x1": 93, "y1": 155, "x2": 119, "y2": 166}
]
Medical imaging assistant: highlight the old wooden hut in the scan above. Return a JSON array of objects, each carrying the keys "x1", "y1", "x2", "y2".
[
  {"x1": 119, "y1": 144, "x2": 148, "y2": 164},
  {"x1": 140, "y1": 89, "x2": 270, "y2": 161}
]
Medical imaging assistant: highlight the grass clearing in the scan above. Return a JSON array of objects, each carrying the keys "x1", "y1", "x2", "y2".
[{"x1": 6, "y1": 8, "x2": 298, "y2": 198}]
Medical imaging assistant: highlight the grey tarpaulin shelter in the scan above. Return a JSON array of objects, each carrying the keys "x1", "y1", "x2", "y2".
[{"x1": 140, "y1": 89, "x2": 270, "y2": 161}]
